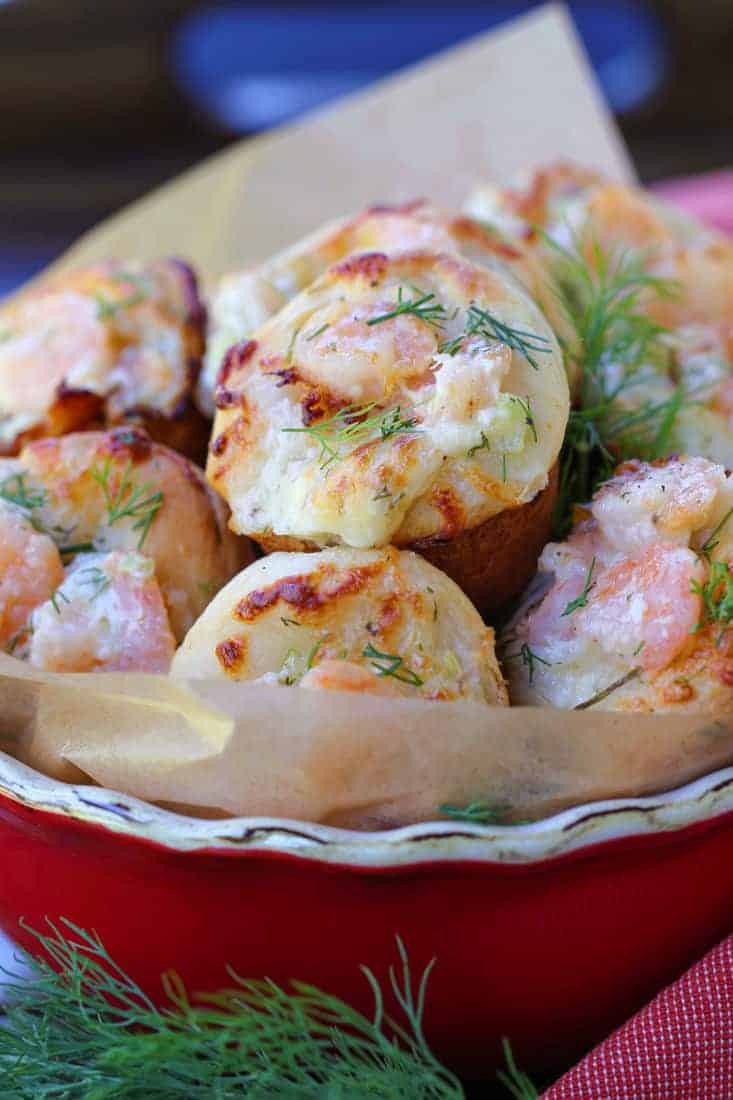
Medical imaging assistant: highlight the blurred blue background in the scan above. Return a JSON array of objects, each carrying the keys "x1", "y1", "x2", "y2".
[{"x1": 0, "y1": 0, "x2": 730, "y2": 295}]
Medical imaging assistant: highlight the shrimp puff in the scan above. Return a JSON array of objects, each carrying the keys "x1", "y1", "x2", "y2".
[
  {"x1": 172, "y1": 546, "x2": 507, "y2": 705},
  {"x1": 206, "y1": 249, "x2": 568, "y2": 613},
  {"x1": 1, "y1": 427, "x2": 252, "y2": 645},
  {"x1": 0, "y1": 259, "x2": 209, "y2": 460},
  {"x1": 501, "y1": 455, "x2": 733, "y2": 715}
]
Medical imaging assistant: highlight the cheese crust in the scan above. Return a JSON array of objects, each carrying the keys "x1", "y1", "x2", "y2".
[
  {"x1": 196, "y1": 199, "x2": 548, "y2": 417},
  {"x1": 207, "y1": 249, "x2": 568, "y2": 556},
  {"x1": 172, "y1": 546, "x2": 508, "y2": 705}
]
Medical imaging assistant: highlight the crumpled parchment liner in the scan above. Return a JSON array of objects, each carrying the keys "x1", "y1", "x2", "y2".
[{"x1": 1, "y1": 5, "x2": 726, "y2": 830}]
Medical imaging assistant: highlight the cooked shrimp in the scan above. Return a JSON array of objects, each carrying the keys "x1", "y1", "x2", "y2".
[
  {"x1": 28, "y1": 551, "x2": 175, "y2": 673},
  {"x1": 502, "y1": 455, "x2": 733, "y2": 715},
  {"x1": 10, "y1": 427, "x2": 253, "y2": 640},
  {"x1": 0, "y1": 500, "x2": 63, "y2": 650}
]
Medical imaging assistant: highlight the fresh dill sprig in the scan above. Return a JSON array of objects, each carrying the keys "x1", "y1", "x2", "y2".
[
  {"x1": 0, "y1": 471, "x2": 46, "y2": 511},
  {"x1": 367, "y1": 285, "x2": 448, "y2": 329},
  {"x1": 504, "y1": 642, "x2": 551, "y2": 684},
  {"x1": 691, "y1": 560, "x2": 733, "y2": 643},
  {"x1": 561, "y1": 556, "x2": 596, "y2": 617},
  {"x1": 700, "y1": 505, "x2": 733, "y2": 561},
  {"x1": 497, "y1": 1038, "x2": 540, "y2": 1100},
  {"x1": 363, "y1": 642, "x2": 424, "y2": 686},
  {"x1": 50, "y1": 587, "x2": 70, "y2": 615},
  {"x1": 545, "y1": 230, "x2": 684, "y2": 535},
  {"x1": 511, "y1": 395, "x2": 538, "y2": 443},
  {"x1": 439, "y1": 800, "x2": 508, "y2": 824},
  {"x1": 283, "y1": 402, "x2": 420, "y2": 470},
  {"x1": 0, "y1": 919, "x2": 467, "y2": 1099},
  {"x1": 467, "y1": 431, "x2": 491, "y2": 458},
  {"x1": 91, "y1": 458, "x2": 163, "y2": 550},
  {"x1": 441, "y1": 304, "x2": 552, "y2": 369}
]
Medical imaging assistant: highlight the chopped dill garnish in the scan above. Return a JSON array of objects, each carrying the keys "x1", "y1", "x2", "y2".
[
  {"x1": 58, "y1": 541, "x2": 95, "y2": 558},
  {"x1": 439, "y1": 800, "x2": 508, "y2": 825},
  {"x1": 91, "y1": 459, "x2": 163, "y2": 550},
  {"x1": 305, "y1": 322, "x2": 330, "y2": 341},
  {"x1": 285, "y1": 324, "x2": 301, "y2": 363},
  {"x1": 373, "y1": 485, "x2": 393, "y2": 502},
  {"x1": 544, "y1": 230, "x2": 684, "y2": 536},
  {"x1": 510, "y1": 395, "x2": 538, "y2": 443},
  {"x1": 441, "y1": 303, "x2": 552, "y2": 369},
  {"x1": 467, "y1": 431, "x2": 491, "y2": 459},
  {"x1": 504, "y1": 642, "x2": 552, "y2": 684},
  {"x1": 691, "y1": 560, "x2": 733, "y2": 643},
  {"x1": 283, "y1": 402, "x2": 420, "y2": 470},
  {"x1": 561, "y1": 556, "x2": 596, "y2": 616},
  {"x1": 94, "y1": 284, "x2": 146, "y2": 321},
  {"x1": 502, "y1": 453, "x2": 508, "y2": 482},
  {"x1": 632, "y1": 640, "x2": 646, "y2": 656},
  {"x1": 367, "y1": 286, "x2": 448, "y2": 329},
  {"x1": 50, "y1": 588, "x2": 70, "y2": 615},
  {"x1": 280, "y1": 616, "x2": 300, "y2": 627},
  {"x1": 79, "y1": 564, "x2": 111, "y2": 601},
  {"x1": 363, "y1": 642, "x2": 424, "y2": 686},
  {"x1": 700, "y1": 506, "x2": 733, "y2": 561},
  {"x1": 0, "y1": 471, "x2": 46, "y2": 511},
  {"x1": 306, "y1": 637, "x2": 325, "y2": 669}
]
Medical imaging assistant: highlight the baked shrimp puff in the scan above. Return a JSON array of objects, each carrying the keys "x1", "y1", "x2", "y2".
[
  {"x1": 0, "y1": 259, "x2": 208, "y2": 460},
  {"x1": 207, "y1": 250, "x2": 568, "y2": 613},
  {"x1": 466, "y1": 165, "x2": 733, "y2": 454},
  {"x1": 172, "y1": 546, "x2": 508, "y2": 705},
  {"x1": 197, "y1": 199, "x2": 548, "y2": 417},
  {"x1": 1, "y1": 426, "x2": 252, "y2": 642},
  {"x1": 501, "y1": 455, "x2": 733, "y2": 716}
]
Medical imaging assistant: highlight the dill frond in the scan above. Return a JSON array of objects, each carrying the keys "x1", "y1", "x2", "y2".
[
  {"x1": 282, "y1": 402, "x2": 420, "y2": 470},
  {"x1": 363, "y1": 642, "x2": 424, "y2": 686},
  {"x1": 544, "y1": 230, "x2": 685, "y2": 535},
  {"x1": 367, "y1": 285, "x2": 448, "y2": 329},
  {"x1": 0, "y1": 471, "x2": 46, "y2": 511},
  {"x1": 91, "y1": 458, "x2": 163, "y2": 550},
  {"x1": 0, "y1": 919, "x2": 467, "y2": 1099}
]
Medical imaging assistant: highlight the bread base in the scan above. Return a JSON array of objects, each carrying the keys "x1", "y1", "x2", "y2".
[{"x1": 256, "y1": 465, "x2": 559, "y2": 618}]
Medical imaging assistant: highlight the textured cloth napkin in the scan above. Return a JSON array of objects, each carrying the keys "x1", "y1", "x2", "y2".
[
  {"x1": 543, "y1": 936, "x2": 733, "y2": 1100},
  {"x1": 545, "y1": 169, "x2": 733, "y2": 1100}
]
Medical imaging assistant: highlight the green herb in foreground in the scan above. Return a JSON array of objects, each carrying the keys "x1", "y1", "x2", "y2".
[
  {"x1": 503, "y1": 642, "x2": 552, "y2": 684},
  {"x1": 0, "y1": 919, "x2": 536, "y2": 1099},
  {"x1": 91, "y1": 458, "x2": 163, "y2": 550},
  {"x1": 363, "y1": 642, "x2": 424, "y2": 686}
]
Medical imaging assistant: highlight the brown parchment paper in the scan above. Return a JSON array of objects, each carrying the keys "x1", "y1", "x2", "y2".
[{"x1": 1, "y1": 4, "x2": 730, "y2": 827}]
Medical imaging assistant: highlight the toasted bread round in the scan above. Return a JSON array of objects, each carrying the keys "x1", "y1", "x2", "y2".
[
  {"x1": 172, "y1": 546, "x2": 508, "y2": 705},
  {"x1": 0, "y1": 258, "x2": 208, "y2": 461},
  {"x1": 4, "y1": 427, "x2": 253, "y2": 641},
  {"x1": 501, "y1": 455, "x2": 733, "y2": 716}
]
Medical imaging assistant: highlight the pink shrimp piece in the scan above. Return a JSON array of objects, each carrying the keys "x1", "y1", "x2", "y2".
[
  {"x1": 28, "y1": 550, "x2": 175, "y2": 673},
  {"x1": 0, "y1": 502, "x2": 64, "y2": 649},
  {"x1": 577, "y1": 544, "x2": 704, "y2": 671},
  {"x1": 300, "y1": 658, "x2": 402, "y2": 697},
  {"x1": 297, "y1": 307, "x2": 438, "y2": 403}
]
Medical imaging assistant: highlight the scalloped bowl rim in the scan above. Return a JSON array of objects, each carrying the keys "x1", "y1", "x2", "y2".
[{"x1": 2, "y1": 749, "x2": 733, "y2": 867}]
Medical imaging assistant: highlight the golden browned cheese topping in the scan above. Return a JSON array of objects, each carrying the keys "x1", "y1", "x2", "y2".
[
  {"x1": 206, "y1": 248, "x2": 567, "y2": 549},
  {"x1": 172, "y1": 546, "x2": 508, "y2": 706}
]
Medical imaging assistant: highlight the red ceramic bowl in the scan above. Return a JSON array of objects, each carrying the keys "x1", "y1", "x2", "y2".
[{"x1": 1, "y1": 748, "x2": 732, "y2": 1081}]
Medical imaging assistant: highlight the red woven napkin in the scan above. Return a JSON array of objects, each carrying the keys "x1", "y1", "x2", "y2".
[{"x1": 542, "y1": 935, "x2": 733, "y2": 1099}]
